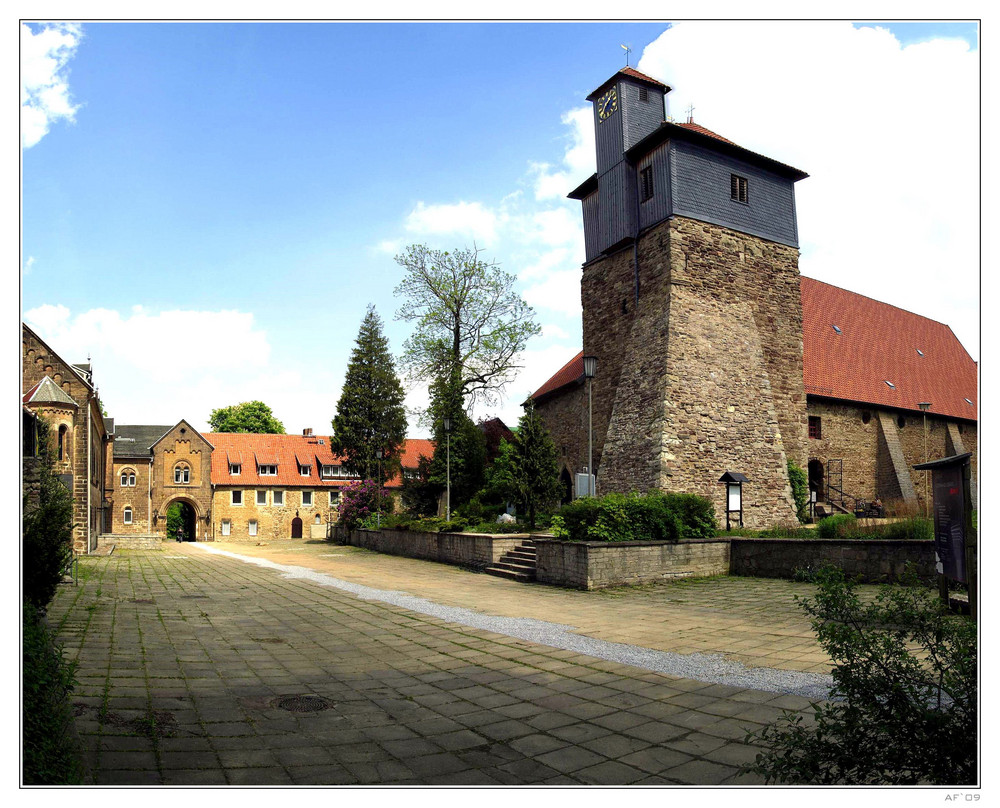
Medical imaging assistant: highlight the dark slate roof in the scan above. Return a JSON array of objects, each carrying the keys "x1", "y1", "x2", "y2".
[
  {"x1": 113, "y1": 425, "x2": 173, "y2": 458},
  {"x1": 23, "y1": 376, "x2": 79, "y2": 407}
]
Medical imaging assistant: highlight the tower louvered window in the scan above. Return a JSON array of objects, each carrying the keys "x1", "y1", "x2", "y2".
[
  {"x1": 640, "y1": 166, "x2": 654, "y2": 202},
  {"x1": 639, "y1": 87, "x2": 649, "y2": 103},
  {"x1": 730, "y1": 174, "x2": 749, "y2": 203}
]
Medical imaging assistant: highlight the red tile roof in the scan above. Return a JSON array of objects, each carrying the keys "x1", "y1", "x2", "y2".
[
  {"x1": 533, "y1": 351, "x2": 584, "y2": 400},
  {"x1": 676, "y1": 121, "x2": 735, "y2": 145},
  {"x1": 532, "y1": 280, "x2": 977, "y2": 422},
  {"x1": 619, "y1": 66, "x2": 667, "y2": 87},
  {"x1": 800, "y1": 277, "x2": 977, "y2": 421},
  {"x1": 209, "y1": 434, "x2": 433, "y2": 488}
]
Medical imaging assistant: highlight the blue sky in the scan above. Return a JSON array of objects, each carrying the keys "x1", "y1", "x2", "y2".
[{"x1": 21, "y1": 21, "x2": 979, "y2": 436}]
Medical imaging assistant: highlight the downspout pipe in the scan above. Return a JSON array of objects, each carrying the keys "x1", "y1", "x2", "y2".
[{"x1": 86, "y1": 401, "x2": 92, "y2": 554}]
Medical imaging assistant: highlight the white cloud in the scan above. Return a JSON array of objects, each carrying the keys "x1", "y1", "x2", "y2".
[
  {"x1": 405, "y1": 200, "x2": 500, "y2": 246},
  {"x1": 23, "y1": 256, "x2": 36, "y2": 275},
  {"x1": 530, "y1": 107, "x2": 595, "y2": 201},
  {"x1": 21, "y1": 23, "x2": 83, "y2": 148},
  {"x1": 638, "y1": 21, "x2": 979, "y2": 358}
]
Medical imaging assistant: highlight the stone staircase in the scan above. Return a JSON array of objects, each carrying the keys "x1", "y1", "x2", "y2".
[{"x1": 485, "y1": 540, "x2": 537, "y2": 582}]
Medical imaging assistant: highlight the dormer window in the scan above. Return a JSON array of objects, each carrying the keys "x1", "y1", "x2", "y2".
[
  {"x1": 299, "y1": 463, "x2": 311, "y2": 477},
  {"x1": 832, "y1": 325, "x2": 842, "y2": 335},
  {"x1": 258, "y1": 464, "x2": 277, "y2": 476},
  {"x1": 321, "y1": 465, "x2": 335, "y2": 479},
  {"x1": 229, "y1": 463, "x2": 241, "y2": 475},
  {"x1": 964, "y1": 398, "x2": 973, "y2": 406},
  {"x1": 916, "y1": 349, "x2": 924, "y2": 357},
  {"x1": 885, "y1": 381, "x2": 896, "y2": 390}
]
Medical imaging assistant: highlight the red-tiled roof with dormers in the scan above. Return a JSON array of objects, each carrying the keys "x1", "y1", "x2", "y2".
[
  {"x1": 800, "y1": 277, "x2": 977, "y2": 421},
  {"x1": 532, "y1": 279, "x2": 977, "y2": 422},
  {"x1": 209, "y1": 434, "x2": 433, "y2": 489}
]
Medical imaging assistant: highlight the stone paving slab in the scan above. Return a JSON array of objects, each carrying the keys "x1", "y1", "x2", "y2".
[{"x1": 47, "y1": 543, "x2": 838, "y2": 785}]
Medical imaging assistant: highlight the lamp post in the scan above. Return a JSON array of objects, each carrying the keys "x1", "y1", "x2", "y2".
[
  {"x1": 918, "y1": 402, "x2": 932, "y2": 517},
  {"x1": 376, "y1": 448, "x2": 383, "y2": 528},
  {"x1": 719, "y1": 471, "x2": 748, "y2": 530},
  {"x1": 443, "y1": 417, "x2": 452, "y2": 521},
  {"x1": 583, "y1": 356, "x2": 598, "y2": 497}
]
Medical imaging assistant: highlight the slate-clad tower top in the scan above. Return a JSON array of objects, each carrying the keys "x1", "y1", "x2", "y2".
[{"x1": 589, "y1": 67, "x2": 672, "y2": 172}]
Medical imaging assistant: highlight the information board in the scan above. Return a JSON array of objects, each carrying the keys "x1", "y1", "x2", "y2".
[{"x1": 931, "y1": 465, "x2": 966, "y2": 583}]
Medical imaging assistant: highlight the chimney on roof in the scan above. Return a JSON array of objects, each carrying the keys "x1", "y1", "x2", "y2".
[{"x1": 303, "y1": 428, "x2": 313, "y2": 437}]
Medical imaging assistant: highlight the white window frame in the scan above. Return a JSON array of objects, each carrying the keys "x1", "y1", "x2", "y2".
[
  {"x1": 302, "y1": 491, "x2": 313, "y2": 506},
  {"x1": 174, "y1": 464, "x2": 190, "y2": 484},
  {"x1": 321, "y1": 465, "x2": 335, "y2": 479},
  {"x1": 256, "y1": 490, "x2": 267, "y2": 506},
  {"x1": 123, "y1": 506, "x2": 133, "y2": 525},
  {"x1": 273, "y1": 490, "x2": 284, "y2": 506},
  {"x1": 248, "y1": 520, "x2": 258, "y2": 537},
  {"x1": 230, "y1": 463, "x2": 241, "y2": 475},
  {"x1": 300, "y1": 464, "x2": 311, "y2": 477},
  {"x1": 259, "y1": 464, "x2": 277, "y2": 476},
  {"x1": 232, "y1": 490, "x2": 243, "y2": 506},
  {"x1": 221, "y1": 519, "x2": 231, "y2": 537}
]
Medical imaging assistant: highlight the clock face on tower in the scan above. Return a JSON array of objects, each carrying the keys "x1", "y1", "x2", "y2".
[{"x1": 597, "y1": 87, "x2": 618, "y2": 121}]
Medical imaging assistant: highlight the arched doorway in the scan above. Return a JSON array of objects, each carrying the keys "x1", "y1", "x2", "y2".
[
  {"x1": 291, "y1": 516, "x2": 303, "y2": 539},
  {"x1": 559, "y1": 468, "x2": 572, "y2": 505},
  {"x1": 167, "y1": 500, "x2": 197, "y2": 542},
  {"x1": 808, "y1": 459, "x2": 825, "y2": 503}
]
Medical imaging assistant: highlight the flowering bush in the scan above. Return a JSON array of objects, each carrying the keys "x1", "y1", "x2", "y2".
[{"x1": 337, "y1": 479, "x2": 388, "y2": 530}]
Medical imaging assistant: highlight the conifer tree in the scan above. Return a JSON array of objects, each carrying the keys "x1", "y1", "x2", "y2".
[
  {"x1": 425, "y1": 366, "x2": 486, "y2": 507},
  {"x1": 509, "y1": 399, "x2": 561, "y2": 527},
  {"x1": 331, "y1": 305, "x2": 408, "y2": 484}
]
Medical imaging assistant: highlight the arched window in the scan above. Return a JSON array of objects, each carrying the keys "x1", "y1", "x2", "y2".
[
  {"x1": 174, "y1": 463, "x2": 191, "y2": 484},
  {"x1": 123, "y1": 506, "x2": 133, "y2": 525},
  {"x1": 314, "y1": 514, "x2": 321, "y2": 524},
  {"x1": 120, "y1": 469, "x2": 136, "y2": 487},
  {"x1": 58, "y1": 424, "x2": 68, "y2": 461}
]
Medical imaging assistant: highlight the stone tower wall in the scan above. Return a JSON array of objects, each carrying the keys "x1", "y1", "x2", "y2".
[{"x1": 582, "y1": 215, "x2": 807, "y2": 527}]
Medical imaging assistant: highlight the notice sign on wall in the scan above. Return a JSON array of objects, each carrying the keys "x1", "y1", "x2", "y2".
[{"x1": 931, "y1": 466, "x2": 966, "y2": 583}]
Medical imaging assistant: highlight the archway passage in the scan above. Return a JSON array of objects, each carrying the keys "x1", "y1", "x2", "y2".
[
  {"x1": 291, "y1": 517, "x2": 303, "y2": 539},
  {"x1": 560, "y1": 468, "x2": 572, "y2": 505},
  {"x1": 808, "y1": 459, "x2": 825, "y2": 503},
  {"x1": 167, "y1": 501, "x2": 197, "y2": 542}
]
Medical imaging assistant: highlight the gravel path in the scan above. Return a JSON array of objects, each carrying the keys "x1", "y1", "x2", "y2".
[{"x1": 194, "y1": 544, "x2": 833, "y2": 701}]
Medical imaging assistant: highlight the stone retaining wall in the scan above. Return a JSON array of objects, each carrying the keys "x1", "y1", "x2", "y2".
[
  {"x1": 533, "y1": 538, "x2": 730, "y2": 590},
  {"x1": 729, "y1": 538, "x2": 935, "y2": 583},
  {"x1": 339, "y1": 528, "x2": 528, "y2": 570},
  {"x1": 97, "y1": 534, "x2": 164, "y2": 551}
]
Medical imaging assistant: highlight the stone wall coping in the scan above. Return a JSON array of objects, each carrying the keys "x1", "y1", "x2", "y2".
[
  {"x1": 530, "y1": 537, "x2": 728, "y2": 547},
  {"x1": 354, "y1": 528, "x2": 532, "y2": 540},
  {"x1": 728, "y1": 537, "x2": 932, "y2": 546}
]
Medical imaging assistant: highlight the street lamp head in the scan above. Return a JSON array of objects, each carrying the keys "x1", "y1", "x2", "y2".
[
  {"x1": 443, "y1": 417, "x2": 452, "y2": 433},
  {"x1": 918, "y1": 402, "x2": 932, "y2": 412},
  {"x1": 583, "y1": 355, "x2": 598, "y2": 379}
]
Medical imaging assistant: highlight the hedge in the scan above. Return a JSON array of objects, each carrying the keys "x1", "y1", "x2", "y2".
[{"x1": 553, "y1": 491, "x2": 716, "y2": 542}]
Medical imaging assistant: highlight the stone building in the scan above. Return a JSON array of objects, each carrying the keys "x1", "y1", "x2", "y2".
[
  {"x1": 22, "y1": 324, "x2": 112, "y2": 553},
  {"x1": 532, "y1": 67, "x2": 977, "y2": 527},
  {"x1": 107, "y1": 422, "x2": 432, "y2": 543}
]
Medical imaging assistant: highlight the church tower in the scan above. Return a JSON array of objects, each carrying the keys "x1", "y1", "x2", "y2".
[{"x1": 568, "y1": 67, "x2": 810, "y2": 526}]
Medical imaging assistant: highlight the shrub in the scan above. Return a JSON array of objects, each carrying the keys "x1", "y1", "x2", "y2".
[
  {"x1": 554, "y1": 491, "x2": 715, "y2": 542},
  {"x1": 817, "y1": 513, "x2": 857, "y2": 538},
  {"x1": 787, "y1": 461, "x2": 809, "y2": 523},
  {"x1": 23, "y1": 424, "x2": 75, "y2": 612},
  {"x1": 337, "y1": 479, "x2": 389, "y2": 531},
  {"x1": 22, "y1": 603, "x2": 83, "y2": 784},
  {"x1": 742, "y1": 566, "x2": 977, "y2": 784}
]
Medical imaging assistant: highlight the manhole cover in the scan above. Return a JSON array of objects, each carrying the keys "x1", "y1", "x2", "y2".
[{"x1": 272, "y1": 695, "x2": 333, "y2": 713}]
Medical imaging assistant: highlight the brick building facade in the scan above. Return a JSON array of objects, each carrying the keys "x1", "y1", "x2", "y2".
[
  {"x1": 533, "y1": 68, "x2": 977, "y2": 528},
  {"x1": 22, "y1": 324, "x2": 111, "y2": 553}
]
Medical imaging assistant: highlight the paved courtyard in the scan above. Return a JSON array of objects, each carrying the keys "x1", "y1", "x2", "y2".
[{"x1": 48, "y1": 541, "x2": 836, "y2": 785}]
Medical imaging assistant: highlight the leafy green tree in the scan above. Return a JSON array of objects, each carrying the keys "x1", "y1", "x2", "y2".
[
  {"x1": 743, "y1": 567, "x2": 977, "y2": 785},
  {"x1": 394, "y1": 244, "x2": 541, "y2": 407},
  {"x1": 400, "y1": 454, "x2": 440, "y2": 516},
  {"x1": 488, "y1": 400, "x2": 561, "y2": 527},
  {"x1": 208, "y1": 400, "x2": 285, "y2": 433},
  {"x1": 23, "y1": 418, "x2": 74, "y2": 611},
  {"x1": 331, "y1": 305, "x2": 408, "y2": 483}
]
